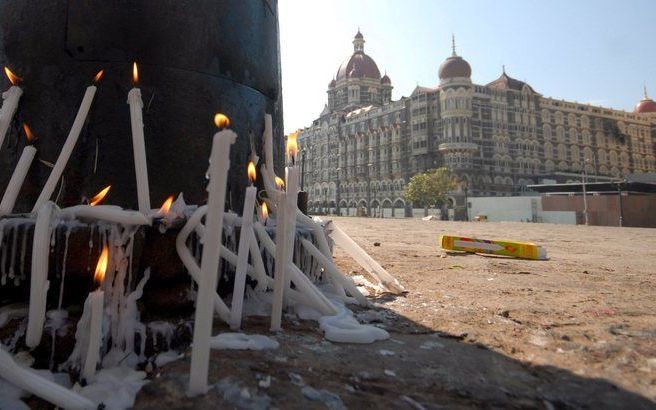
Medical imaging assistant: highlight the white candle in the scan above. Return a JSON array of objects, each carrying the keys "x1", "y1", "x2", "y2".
[
  {"x1": 229, "y1": 180, "x2": 256, "y2": 330},
  {"x1": 283, "y1": 166, "x2": 300, "y2": 294},
  {"x1": 32, "y1": 73, "x2": 102, "y2": 213},
  {"x1": 0, "y1": 145, "x2": 36, "y2": 215},
  {"x1": 176, "y1": 205, "x2": 232, "y2": 322},
  {"x1": 270, "y1": 127, "x2": 301, "y2": 329},
  {"x1": 253, "y1": 221, "x2": 337, "y2": 316},
  {"x1": 247, "y1": 232, "x2": 270, "y2": 291},
  {"x1": 270, "y1": 189, "x2": 288, "y2": 332},
  {"x1": 0, "y1": 82, "x2": 23, "y2": 150},
  {"x1": 59, "y1": 204, "x2": 150, "y2": 226},
  {"x1": 188, "y1": 127, "x2": 236, "y2": 395},
  {"x1": 127, "y1": 63, "x2": 151, "y2": 214},
  {"x1": 81, "y1": 245, "x2": 107, "y2": 381},
  {"x1": 81, "y1": 289, "x2": 103, "y2": 381},
  {"x1": 326, "y1": 220, "x2": 406, "y2": 294},
  {"x1": 0, "y1": 346, "x2": 96, "y2": 410},
  {"x1": 26, "y1": 201, "x2": 55, "y2": 348},
  {"x1": 299, "y1": 238, "x2": 368, "y2": 306}
]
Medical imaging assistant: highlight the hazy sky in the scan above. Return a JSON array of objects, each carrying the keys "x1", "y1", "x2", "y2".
[{"x1": 279, "y1": 0, "x2": 656, "y2": 133}]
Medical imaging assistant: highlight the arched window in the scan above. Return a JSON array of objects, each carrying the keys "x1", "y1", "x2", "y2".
[
  {"x1": 541, "y1": 109, "x2": 550, "y2": 123},
  {"x1": 556, "y1": 126, "x2": 565, "y2": 142},
  {"x1": 581, "y1": 130, "x2": 591, "y2": 145},
  {"x1": 557, "y1": 144, "x2": 567, "y2": 161},
  {"x1": 571, "y1": 145, "x2": 580, "y2": 162},
  {"x1": 580, "y1": 115, "x2": 590, "y2": 129},
  {"x1": 569, "y1": 128, "x2": 578, "y2": 144},
  {"x1": 555, "y1": 111, "x2": 564, "y2": 125},
  {"x1": 543, "y1": 124, "x2": 552, "y2": 140}
]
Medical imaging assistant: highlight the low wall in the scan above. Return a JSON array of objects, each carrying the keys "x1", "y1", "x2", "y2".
[{"x1": 541, "y1": 194, "x2": 656, "y2": 228}]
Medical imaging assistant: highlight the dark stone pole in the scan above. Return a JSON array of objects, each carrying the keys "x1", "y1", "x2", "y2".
[{"x1": 0, "y1": 0, "x2": 284, "y2": 213}]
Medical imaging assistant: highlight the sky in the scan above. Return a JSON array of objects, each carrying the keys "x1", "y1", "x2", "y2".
[{"x1": 279, "y1": 0, "x2": 656, "y2": 134}]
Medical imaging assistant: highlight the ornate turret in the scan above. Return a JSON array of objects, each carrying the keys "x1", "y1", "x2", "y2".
[
  {"x1": 437, "y1": 35, "x2": 477, "y2": 171},
  {"x1": 353, "y1": 29, "x2": 365, "y2": 53},
  {"x1": 438, "y1": 35, "x2": 472, "y2": 82},
  {"x1": 327, "y1": 30, "x2": 389, "y2": 111}
]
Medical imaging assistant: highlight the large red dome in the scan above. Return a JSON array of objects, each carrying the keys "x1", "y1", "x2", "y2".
[
  {"x1": 438, "y1": 55, "x2": 471, "y2": 80},
  {"x1": 635, "y1": 98, "x2": 656, "y2": 113},
  {"x1": 336, "y1": 52, "x2": 381, "y2": 81}
]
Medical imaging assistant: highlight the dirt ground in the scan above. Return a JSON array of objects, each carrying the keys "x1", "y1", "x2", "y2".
[{"x1": 137, "y1": 218, "x2": 656, "y2": 409}]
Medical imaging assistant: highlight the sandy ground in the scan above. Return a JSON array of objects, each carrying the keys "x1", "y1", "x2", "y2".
[
  {"x1": 334, "y1": 218, "x2": 656, "y2": 400},
  {"x1": 137, "y1": 218, "x2": 656, "y2": 409}
]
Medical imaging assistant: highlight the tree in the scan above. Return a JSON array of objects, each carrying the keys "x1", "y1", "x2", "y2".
[{"x1": 405, "y1": 168, "x2": 457, "y2": 216}]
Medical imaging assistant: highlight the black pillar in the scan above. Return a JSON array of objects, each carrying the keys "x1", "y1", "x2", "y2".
[{"x1": 0, "y1": 0, "x2": 283, "y2": 213}]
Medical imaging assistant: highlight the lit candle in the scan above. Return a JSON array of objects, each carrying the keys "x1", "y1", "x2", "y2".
[
  {"x1": 0, "y1": 67, "x2": 23, "y2": 151},
  {"x1": 259, "y1": 201, "x2": 269, "y2": 226},
  {"x1": 82, "y1": 246, "x2": 108, "y2": 381},
  {"x1": 32, "y1": 70, "x2": 103, "y2": 213},
  {"x1": 59, "y1": 205, "x2": 149, "y2": 226},
  {"x1": 189, "y1": 114, "x2": 236, "y2": 395},
  {"x1": 89, "y1": 185, "x2": 111, "y2": 206},
  {"x1": 229, "y1": 162, "x2": 257, "y2": 330},
  {"x1": 270, "y1": 131, "x2": 300, "y2": 331},
  {"x1": 26, "y1": 201, "x2": 56, "y2": 348},
  {"x1": 0, "y1": 124, "x2": 36, "y2": 216},
  {"x1": 127, "y1": 62, "x2": 151, "y2": 214},
  {"x1": 157, "y1": 194, "x2": 175, "y2": 221}
]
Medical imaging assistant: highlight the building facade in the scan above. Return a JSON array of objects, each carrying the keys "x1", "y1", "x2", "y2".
[{"x1": 298, "y1": 31, "x2": 656, "y2": 217}]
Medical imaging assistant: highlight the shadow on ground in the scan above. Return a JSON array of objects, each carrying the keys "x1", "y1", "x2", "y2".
[{"x1": 134, "y1": 293, "x2": 655, "y2": 410}]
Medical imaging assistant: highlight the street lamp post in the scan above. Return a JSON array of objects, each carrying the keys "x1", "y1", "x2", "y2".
[
  {"x1": 617, "y1": 180, "x2": 624, "y2": 227},
  {"x1": 300, "y1": 148, "x2": 306, "y2": 191},
  {"x1": 581, "y1": 159, "x2": 589, "y2": 226},
  {"x1": 460, "y1": 180, "x2": 469, "y2": 222}
]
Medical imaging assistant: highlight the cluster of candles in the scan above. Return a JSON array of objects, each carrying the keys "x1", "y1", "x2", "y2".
[
  {"x1": 0, "y1": 61, "x2": 399, "y2": 407},
  {"x1": 0, "y1": 64, "x2": 171, "y2": 408},
  {"x1": 0, "y1": 64, "x2": 151, "y2": 217}
]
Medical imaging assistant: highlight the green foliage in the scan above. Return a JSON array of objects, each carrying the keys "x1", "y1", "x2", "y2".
[{"x1": 404, "y1": 168, "x2": 457, "y2": 208}]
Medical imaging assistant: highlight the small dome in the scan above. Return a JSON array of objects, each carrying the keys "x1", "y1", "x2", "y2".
[
  {"x1": 635, "y1": 98, "x2": 656, "y2": 113},
  {"x1": 328, "y1": 78, "x2": 336, "y2": 88},
  {"x1": 336, "y1": 53, "x2": 381, "y2": 81},
  {"x1": 381, "y1": 74, "x2": 391, "y2": 84},
  {"x1": 354, "y1": 30, "x2": 363, "y2": 39},
  {"x1": 438, "y1": 55, "x2": 471, "y2": 80}
]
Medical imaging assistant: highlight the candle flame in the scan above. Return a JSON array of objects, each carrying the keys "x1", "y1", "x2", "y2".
[
  {"x1": 286, "y1": 131, "x2": 298, "y2": 159},
  {"x1": 159, "y1": 195, "x2": 174, "y2": 215},
  {"x1": 247, "y1": 161, "x2": 256, "y2": 183},
  {"x1": 94, "y1": 246, "x2": 109, "y2": 286},
  {"x1": 89, "y1": 185, "x2": 111, "y2": 206},
  {"x1": 22, "y1": 123, "x2": 35, "y2": 143},
  {"x1": 213, "y1": 113, "x2": 231, "y2": 129},
  {"x1": 93, "y1": 69, "x2": 104, "y2": 83},
  {"x1": 275, "y1": 176, "x2": 285, "y2": 189},
  {"x1": 4, "y1": 67, "x2": 21, "y2": 85},
  {"x1": 261, "y1": 202, "x2": 269, "y2": 220},
  {"x1": 132, "y1": 62, "x2": 139, "y2": 84}
]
